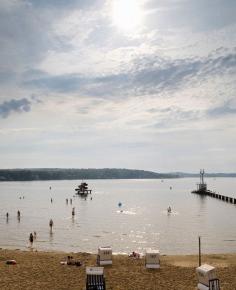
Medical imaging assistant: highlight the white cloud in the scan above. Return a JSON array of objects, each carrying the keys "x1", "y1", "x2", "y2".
[{"x1": 0, "y1": 0, "x2": 236, "y2": 171}]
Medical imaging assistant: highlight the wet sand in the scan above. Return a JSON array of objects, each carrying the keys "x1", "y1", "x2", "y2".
[{"x1": 0, "y1": 249, "x2": 236, "y2": 290}]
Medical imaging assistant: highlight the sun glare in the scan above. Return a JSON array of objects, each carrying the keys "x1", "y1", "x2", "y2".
[{"x1": 112, "y1": 0, "x2": 143, "y2": 32}]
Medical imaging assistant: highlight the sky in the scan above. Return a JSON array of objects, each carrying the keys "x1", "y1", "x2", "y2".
[{"x1": 0, "y1": 0, "x2": 236, "y2": 172}]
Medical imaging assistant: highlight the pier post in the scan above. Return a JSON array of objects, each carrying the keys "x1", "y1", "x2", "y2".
[{"x1": 198, "y1": 236, "x2": 201, "y2": 266}]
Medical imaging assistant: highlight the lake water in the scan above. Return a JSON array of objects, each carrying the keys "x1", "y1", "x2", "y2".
[{"x1": 0, "y1": 178, "x2": 236, "y2": 255}]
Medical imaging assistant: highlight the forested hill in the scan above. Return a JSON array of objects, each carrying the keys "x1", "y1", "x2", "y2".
[{"x1": 0, "y1": 168, "x2": 179, "y2": 181}]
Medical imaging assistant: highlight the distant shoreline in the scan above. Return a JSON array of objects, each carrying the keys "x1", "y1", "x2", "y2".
[{"x1": 0, "y1": 168, "x2": 236, "y2": 182}]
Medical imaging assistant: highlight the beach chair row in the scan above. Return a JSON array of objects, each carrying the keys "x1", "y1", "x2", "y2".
[
  {"x1": 90, "y1": 246, "x2": 220, "y2": 290},
  {"x1": 97, "y1": 246, "x2": 160, "y2": 268}
]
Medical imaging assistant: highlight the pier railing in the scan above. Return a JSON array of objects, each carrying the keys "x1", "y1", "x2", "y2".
[{"x1": 192, "y1": 190, "x2": 236, "y2": 205}]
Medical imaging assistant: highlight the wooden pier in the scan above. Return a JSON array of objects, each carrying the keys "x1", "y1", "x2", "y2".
[
  {"x1": 192, "y1": 189, "x2": 236, "y2": 204},
  {"x1": 191, "y1": 169, "x2": 236, "y2": 205}
]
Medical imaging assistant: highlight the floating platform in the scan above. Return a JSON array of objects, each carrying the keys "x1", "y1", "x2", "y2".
[{"x1": 75, "y1": 182, "x2": 92, "y2": 196}]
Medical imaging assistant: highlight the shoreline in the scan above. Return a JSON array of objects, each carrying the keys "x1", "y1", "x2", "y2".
[{"x1": 1, "y1": 249, "x2": 236, "y2": 290}]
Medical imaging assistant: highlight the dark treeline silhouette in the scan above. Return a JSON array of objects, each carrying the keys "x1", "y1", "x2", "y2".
[{"x1": 0, "y1": 168, "x2": 179, "y2": 181}]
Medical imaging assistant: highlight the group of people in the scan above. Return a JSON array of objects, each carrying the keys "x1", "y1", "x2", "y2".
[
  {"x1": 66, "y1": 198, "x2": 73, "y2": 204},
  {"x1": 29, "y1": 231, "x2": 37, "y2": 246},
  {"x1": 29, "y1": 218, "x2": 54, "y2": 246},
  {"x1": 6, "y1": 210, "x2": 21, "y2": 220}
]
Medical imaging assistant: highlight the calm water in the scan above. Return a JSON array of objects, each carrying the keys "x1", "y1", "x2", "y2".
[{"x1": 0, "y1": 178, "x2": 236, "y2": 255}]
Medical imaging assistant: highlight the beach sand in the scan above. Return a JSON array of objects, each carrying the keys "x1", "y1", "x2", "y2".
[{"x1": 0, "y1": 249, "x2": 236, "y2": 290}]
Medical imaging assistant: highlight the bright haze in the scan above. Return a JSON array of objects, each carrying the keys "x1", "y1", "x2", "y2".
[{"x1": 0, "y1": 0, "x2": 235, "y2": 172}]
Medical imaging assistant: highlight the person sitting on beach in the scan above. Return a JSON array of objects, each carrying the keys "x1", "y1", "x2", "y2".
[
  {"x1": 66, "y1": 256, "x2": 82, "y2": 266},
  {"x1": 129, "y1": 251, "x2": 140, "y2": 258},
  {"x1": 29, "y1": 233, "x2": 34, "y2": 246}
]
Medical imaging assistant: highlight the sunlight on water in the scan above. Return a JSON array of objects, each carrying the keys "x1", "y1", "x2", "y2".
[{"x1": 0, "y1": 178, "x2": 236, "y2": 254}]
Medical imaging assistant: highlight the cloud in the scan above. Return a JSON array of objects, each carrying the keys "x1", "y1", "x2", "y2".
[
  {"x1": 144, "y1": 0, "x2": 236, "y2": 32},
  {"x1": 26, "y1": 0, "x2": 99, "y2": 10},
  {"x1": 23, "y1": 48, "x2": 236, "y2": 98},
  {"x1": 0, "y1": 98, "x2": 31, "y2": 118},
  {"x1": 207, "y1": 100, "x2": 236, "y2": 117}
]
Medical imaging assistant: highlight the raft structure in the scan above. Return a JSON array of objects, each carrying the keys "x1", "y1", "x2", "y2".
[
  {"x1": 75, "y1": 182, "x2": 92, "y2": 197},
  {"x1": 191, "y1": 169, "x2": 236, "y2": 205}
]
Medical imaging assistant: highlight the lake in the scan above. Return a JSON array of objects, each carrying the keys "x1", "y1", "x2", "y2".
[{"x1": 0, "y1": 178, "x2": 236, "y2": 255}]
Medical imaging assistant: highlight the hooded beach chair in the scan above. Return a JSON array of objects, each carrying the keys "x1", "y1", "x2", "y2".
[
  {"x1": 86, "y1": 267, "x2": 106, "y2": 290},
  {"x1": 145, "y1": 249, "x2": 160, "y2": 269},
  {"x1": 196, "y1": 264, "x2": 220, "y2": 290},
  {"x1": 97, "y1": 246, "x2": 112, "y2": 266}
]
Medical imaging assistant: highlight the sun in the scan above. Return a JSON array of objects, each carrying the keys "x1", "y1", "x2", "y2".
[{"x1": 112, "y1": 0, "x2": 143, "y2": 32}]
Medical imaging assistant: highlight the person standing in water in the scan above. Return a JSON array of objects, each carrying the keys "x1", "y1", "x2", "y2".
[
  {"x1": 72, "y1": 207, "x2": 75, "y2": 217},
  {"x1": 29, "y1": 233, "x2": 34, "y2": 246},
  {"x1": 49, "y1": 219, "x2": 53, "y2": 232},
  {"x1": 17, "y1": 210, "x2": 21, "y2": 218}
]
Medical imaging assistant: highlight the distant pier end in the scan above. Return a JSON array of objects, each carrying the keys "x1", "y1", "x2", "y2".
[{"x1": 191, "y1": 169, "x2": 236, "y2": 205}]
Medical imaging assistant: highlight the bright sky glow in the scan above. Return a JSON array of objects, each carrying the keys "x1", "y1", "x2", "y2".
[
  {"x1": 0, "y1": 0, "x2": 236, "y2": 172},
  {"x1": 112, "y1": 0, "x2": 143, "y2": 32}
]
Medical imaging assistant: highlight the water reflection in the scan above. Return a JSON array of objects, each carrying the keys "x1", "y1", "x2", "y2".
[{"x1": 49, "y1": 230, "x2": 54, "y2": 243}]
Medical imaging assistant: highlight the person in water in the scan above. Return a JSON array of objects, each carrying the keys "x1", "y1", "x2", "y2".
[
  {"x1": 49, "y1": 219, "x2": 54, "y2": 231},
  {"x1": 72, "y1": 207, "x2": 75, "y2": 216},
  {"x1": 167, "y1": 206, "x2": 172, "y2": 213},
  {"x1": 17, "y1": 210, "x2": 21, "y2": 218},
  {"x1": 29, "y1": 233, "x2": 34, "y2": 246}
]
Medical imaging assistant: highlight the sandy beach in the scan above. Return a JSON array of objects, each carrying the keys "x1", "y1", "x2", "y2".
[{"x1": 0, "y1": 249, "x2": 236, "y2": 290}]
